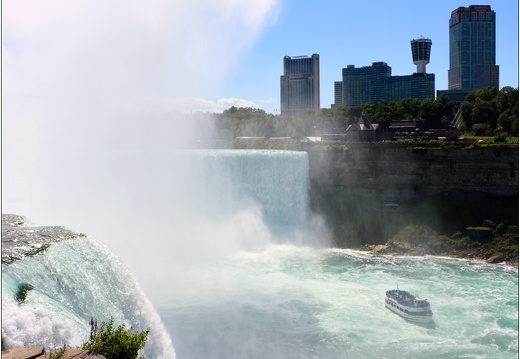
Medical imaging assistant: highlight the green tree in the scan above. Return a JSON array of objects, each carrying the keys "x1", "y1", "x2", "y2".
[
  {"x1": 373, "y1": 100, "x2": 396, "y2": 124},
  {"x1": 396, "y1": 98, "x2": 421, "y2": 120},
  {"x1": 458, "y1": 86, "x2": 518, "y2": 136},
  {"x1": 419, "y1": 98, "x2": 436, "y2": 123},
  {"x1": 434, "y1": 94, "x2": 454, "y2": 121}
]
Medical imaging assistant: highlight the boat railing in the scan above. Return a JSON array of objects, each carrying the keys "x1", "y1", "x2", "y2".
[{"x1": 386, "y1": 290, "x2": 430, "y2": 307}]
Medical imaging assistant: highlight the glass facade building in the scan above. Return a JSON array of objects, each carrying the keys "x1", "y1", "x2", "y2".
[
  {"x1": 341, "y1": 63, "x2": 391, "y2": 107},
  {"x1": 333, "y1": 81, "x2": 343, "y2": 107},
  {"x1": 280, "y1": 54, "x2": 320, "y2": 115},
  {"x1": 338, "y1": 62, "x2": 435, "y2": 108},
  {"x1": 386, "y1": 73, "x2": 435, "y2": 102},
  {"x1": 448, "y1": 5, "x2": 498, "y2": 90}
]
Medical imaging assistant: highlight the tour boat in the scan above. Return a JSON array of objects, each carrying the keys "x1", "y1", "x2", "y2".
[{"x1": 385, "y1": 288, "x2": 433, "y2": 324}]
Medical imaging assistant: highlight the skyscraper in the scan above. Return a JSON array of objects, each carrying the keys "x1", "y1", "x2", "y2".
[
  {"x1": 280, "y1": 54, "x2": 320, "y2": 115},
  {"x1": 341, "y1": 62, "x2": 391, "y2": 107},
  {"x1": 448, "y1": 5, "x2": 499, "y2": 90},
  {"x1": 336, "y1": 39, "x2": 435, "y2": 108}
]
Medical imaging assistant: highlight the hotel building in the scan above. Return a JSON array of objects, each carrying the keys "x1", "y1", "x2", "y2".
[
  {"x1": 335, "y1": 39, "x2": 434, "y2": 108},
  {"x1": 280, "y1": 54, "x2": 320, "y2": 115},
  {"x1": 438, "y1": 5, "x2": 499, "y2": 106}
]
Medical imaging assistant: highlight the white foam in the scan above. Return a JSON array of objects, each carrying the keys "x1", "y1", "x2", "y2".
[{"x1": 2, "y1": 237, "x2": 176, "y2": 358}]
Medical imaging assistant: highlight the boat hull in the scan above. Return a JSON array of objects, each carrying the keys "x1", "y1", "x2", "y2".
[{"x1": 384, "y1": 301, "x2": 433, "y2": 324}]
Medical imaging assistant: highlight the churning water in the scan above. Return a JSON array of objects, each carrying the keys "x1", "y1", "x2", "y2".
[
  {"x1": 159, "y1": 245, "x2": 518, "y2": 359},
  {"x1": 2, "y1": 150, "x2": 518, "y2": 358}
]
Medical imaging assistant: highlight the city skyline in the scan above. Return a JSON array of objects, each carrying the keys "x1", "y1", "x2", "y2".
[
  {"x1": 233, "y1": 1, "x2": 518, "y2": 114},
  {"x1": 3, "y1": 1, "x2": 518, "y2": 117},
  {"x1": 239, "y1": 1, "x2": 518, "y2": 114}
]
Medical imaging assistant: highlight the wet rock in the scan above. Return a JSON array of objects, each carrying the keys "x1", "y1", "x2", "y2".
[
  {"x1": 486, "y1": 255, "x2": 504, "y2": 264},
  {"x1": 371, "y1": 244, "x2": 388, "y2": 253}
]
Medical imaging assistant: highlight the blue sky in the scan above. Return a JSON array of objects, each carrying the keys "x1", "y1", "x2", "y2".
[
  {"x1": 228, "y1": 0, "x2": 519, "y2": 113},
  {"x1": 3, "y1": 0, "x2": 518, "y2": 117}
]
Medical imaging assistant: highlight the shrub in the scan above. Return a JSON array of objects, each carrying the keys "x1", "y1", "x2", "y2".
[
  {"x1": 472, "y1": 123, "x2": 492, "y2": 136},
  {"x1": 494, "y1": 132, "x2": 508, "y2": 143},
  {"x1": 47, "y1": 344, "x2": 67, "y2": 359},
  {"x1": 83, "y1": 317, "x2": 149, "y2": 359}
]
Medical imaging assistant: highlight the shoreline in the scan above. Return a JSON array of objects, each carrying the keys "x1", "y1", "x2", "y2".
[{"x1": 359, "y1": 243, "x2": 519, "y2": 268}]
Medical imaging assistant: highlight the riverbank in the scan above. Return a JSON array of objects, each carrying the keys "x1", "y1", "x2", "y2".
[{"x1": 358, "y1": 224, "x2": 519, "y2": 268}]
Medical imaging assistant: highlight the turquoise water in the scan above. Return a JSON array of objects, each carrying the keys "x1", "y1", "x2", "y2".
[
  {"x1": 3, "y1": 237, "x2": 517, "y2": 358},
  {"x1": 159, "y1": 245, "x2": 518, "y2": 359},
  {"x1": 1, "y1": 236, "x2": 176, "y2": 358},
  {"x1": 2, "y1": 150, "x2": 518, "y2": 358}
]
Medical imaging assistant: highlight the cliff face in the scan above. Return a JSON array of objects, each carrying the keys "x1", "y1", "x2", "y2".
[
  {"x1": 308, "y1": 144, "x2": 518, "y2": 202},
  {"x1": 307, "y1": 144, "x2": 519, "y2": 246}
]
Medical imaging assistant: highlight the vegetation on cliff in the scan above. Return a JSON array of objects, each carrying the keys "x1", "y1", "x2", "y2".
[
  {"x1": 3, "y1": 317, "x2": 149, "y2": 359},
  {"x1": 351, "y1": 193, "x2": 519, "y2": 266},
  {"x1": 459, "y1": 86, "x2": 518, "y2": 137},
  {"x1": 368, "y1": 222, "x2": 518, "y2": 266},
  {"x1": 82, "y1": 317, "x2": 149, "y2": 359},
  {"x1": 207, "y1": 86, "x2": 518, "y2": 141}
]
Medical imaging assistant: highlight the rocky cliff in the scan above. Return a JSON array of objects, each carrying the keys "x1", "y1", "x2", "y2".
[{"x1": 307, "y1": 144, "x2": 519, "y2": 247}]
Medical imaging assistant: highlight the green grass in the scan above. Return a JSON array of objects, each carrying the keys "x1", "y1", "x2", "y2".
[{"x1": 464, "y1": 135, "x2": 519, "y2": 144}]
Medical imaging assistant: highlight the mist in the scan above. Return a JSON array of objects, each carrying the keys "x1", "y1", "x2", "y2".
[
  {"x1": 3, "y1": 1, "x2": 279, "y2": 231},
  {"x1": 1, "y1": 0, "x2": 333, "y2": 303}
]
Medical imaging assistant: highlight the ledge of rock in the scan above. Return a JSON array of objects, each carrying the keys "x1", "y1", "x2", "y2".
[
  {"x1": 1, "y1": 347, "x2": 106, "y2": 359},
  {"x1": 2, "y1": 346, "x2": 44, "y2": 359}
]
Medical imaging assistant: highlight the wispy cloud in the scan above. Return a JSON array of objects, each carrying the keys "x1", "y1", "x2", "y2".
[
  {"x1": 164, "y1": 97, "x2": 260, "y2": 113},
  {"x1": 3, "y1": 0, "x2": 279, "y2": 115}
]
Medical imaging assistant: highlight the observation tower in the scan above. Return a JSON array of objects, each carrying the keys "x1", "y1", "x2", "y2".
[{"x1": 410, "y1": 38, "x2": 432, "y2": 74}]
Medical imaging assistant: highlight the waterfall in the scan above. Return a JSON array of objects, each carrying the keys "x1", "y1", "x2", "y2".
[
  {"x1": 1, "y1": 232, "x2": 176, "y2": 358},
  {"x1": 192, "y1": 150, "x2": 310, "y2": 226},
  {"x1": 2, "y1": 149, "x2": 323, "y2": 357}
]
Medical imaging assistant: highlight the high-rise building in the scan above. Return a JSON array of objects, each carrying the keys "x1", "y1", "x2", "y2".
[
  {"x1": 386, "y1": 73, "x2": 435, "y2": 102},
  {"x1": 438, "y1": 5, "x2": 499, "y2": 111},
  {"x1": 336, "y1": 40, "x2": 434, "y2": 108},
  {"x1": 448, "y1": 5, "x2": 499, "y2": 90},
  {"x1": 280, "y1": 54, "x2": 320, "y2": 115},
  {"x1": 333, "y1": 81, "x2": 343, "y2": 107},
  {"x1": 341, "y1": 62, "x2": 391, "y2": 107}
]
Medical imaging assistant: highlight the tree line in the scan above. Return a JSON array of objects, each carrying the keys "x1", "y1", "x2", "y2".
[{"x1": 209, "y1": 86, "x2": 518, "y2": 140}]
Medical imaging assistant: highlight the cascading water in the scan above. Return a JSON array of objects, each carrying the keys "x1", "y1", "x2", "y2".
[
  {"x1": 1, "y1": 215, "x2": 176, "y2": 357},
  {"x1": 2, "y1": 149, "x2": 518, "y2": 359},
  {"x1": 193, "y1": 150, "x2": 310, "y2": 227},
  {"x1": 1, "y1": 149, "x2": 321, "y2": 357}
]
